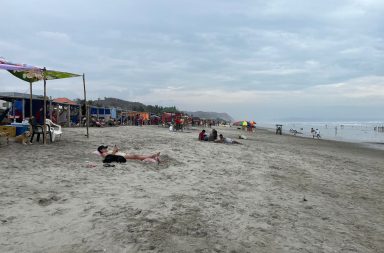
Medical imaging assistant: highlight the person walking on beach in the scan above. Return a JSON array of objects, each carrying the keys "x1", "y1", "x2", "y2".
[
  {"x1": 315, "y1": 129, "x2": 321, "y2": 139},
  {"x1": 97, "y1": 145, "x2": 160, "y2": 163},
  {"x1": 311, "y1": 128, "x2": 315, "y2": 138}
]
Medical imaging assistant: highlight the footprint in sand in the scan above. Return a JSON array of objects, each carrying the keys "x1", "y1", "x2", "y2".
[{"x1": 37, "y1": 195, "x2": 61, "y2": 206}]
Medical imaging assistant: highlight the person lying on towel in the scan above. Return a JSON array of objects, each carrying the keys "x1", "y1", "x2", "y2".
[
  {"x1": 215, "y1": 134, "x2": 242, "y2": 145},
  {"x1": 97, "y1": 145, "x2": 160, "y2": 164}
]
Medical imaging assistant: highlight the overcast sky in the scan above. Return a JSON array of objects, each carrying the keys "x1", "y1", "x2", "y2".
[{"x1": 1, "y1": 0, "x2": 383, "y2": 121}]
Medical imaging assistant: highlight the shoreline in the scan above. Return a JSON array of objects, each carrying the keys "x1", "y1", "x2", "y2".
[{"x1": 256, "y1": 125, "x2": 384, "y2": 151}]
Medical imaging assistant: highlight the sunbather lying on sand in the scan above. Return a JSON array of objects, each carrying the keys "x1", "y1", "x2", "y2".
[
  {"x1": 215, "y1": 134, "x2": 242, "y2": 144},
  {"x1": 97, "y1": 145, "x2": 160, "y2": 164}
]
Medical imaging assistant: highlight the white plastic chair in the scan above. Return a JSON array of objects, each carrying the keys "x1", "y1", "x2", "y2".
[{"x1": 46, "y1": 119, "x2": 62, "y2": 142}]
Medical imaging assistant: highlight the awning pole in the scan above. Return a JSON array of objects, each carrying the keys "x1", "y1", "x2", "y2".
[
  {"x1": 49, "y1": 97, "x2": 52, "y2": 120},
  {"x1": 43, "y1": 68, "x2": 47, "y2": 144},
  {"x1": 67, "y1": 105, "x2": 71, "y2": 127},
  {"x1": 22, "y1": 98, "x2": 25, "y2": 121},
  {"x1": 29, "y1": 82, "x2": 33, "y2": 118},
  {"x1": 83, "y1": 74, "x2": 89, "y2": 138}
]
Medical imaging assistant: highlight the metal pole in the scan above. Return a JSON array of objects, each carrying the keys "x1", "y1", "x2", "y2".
[{"x1": 83, "y1": 74, "x2": 89, "y2": 138}]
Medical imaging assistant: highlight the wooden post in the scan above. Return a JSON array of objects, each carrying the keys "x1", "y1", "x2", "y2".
[
  {"x1": 29, "y1": 82, "x2": 33, "y2": 119},
  {"x1": 56, "y1": 106, "x2": 59, "y2": 124},
  {"x1": 43, "y1": 68, "x2": 47, "y2": 144},
  {"x1": 83, "y1": 74, "x2": 89, "y2": 138},
  {"x1": 12, "y1": 99, "x2": 16, "y2": 123},
  {"x1": 22, "y1": 98, "x2": 25, "y2": 121},
  {"x1": 49, "y1": 96, "x2": 52, "y2": 120},
  {"x1": 67, "y1": 105, "x2": 71, "y2": 127},
  {"x1": 79, "y1": 103, "x2": 82, "y2": 127}
]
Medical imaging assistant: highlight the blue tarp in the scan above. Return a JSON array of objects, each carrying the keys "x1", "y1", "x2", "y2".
[
  {"x1": 90, "y1": 107, "x2": 98, "y2": 115},
  {"x1": 10, "y1": 99, "x2": 45, "y2": 123},
  {"x1": 90, "y1": 106, "x2": 115, "y2": 117}
]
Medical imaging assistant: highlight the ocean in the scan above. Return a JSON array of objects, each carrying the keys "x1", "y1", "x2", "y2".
[{"x1": 257, "y1": 121, "x2": 384, "y2": 149}]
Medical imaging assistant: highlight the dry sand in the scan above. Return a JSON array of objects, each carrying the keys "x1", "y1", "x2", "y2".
[{"x1": 0, "y1": 125, "x2": 383, "y2": 253}]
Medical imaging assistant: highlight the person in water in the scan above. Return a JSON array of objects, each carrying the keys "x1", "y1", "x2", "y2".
[{"x1": 97, "y1": 145, "x2": 160, "y2": 163}]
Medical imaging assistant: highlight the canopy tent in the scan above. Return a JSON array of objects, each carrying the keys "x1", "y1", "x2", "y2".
[{"x1": 0, "y1": 57, "x2": 89, "y2": 143}]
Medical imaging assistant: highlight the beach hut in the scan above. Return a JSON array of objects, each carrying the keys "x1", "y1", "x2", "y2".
[
  {"x1": 52, "y1": 98, "x2": 80, "y2": 127},
  {"x1": 0, "y1": 92, "x2": 47, "y2": 123}
]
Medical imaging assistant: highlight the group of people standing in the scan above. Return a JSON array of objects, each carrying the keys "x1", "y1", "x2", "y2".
[{"x1": 311, "y1": 128, "x2": 321, "y2": 139}]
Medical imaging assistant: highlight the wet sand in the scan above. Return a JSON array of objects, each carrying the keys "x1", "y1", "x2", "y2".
[{"x1": 1, "y1": 125, "x2": 383, "y2": 252}]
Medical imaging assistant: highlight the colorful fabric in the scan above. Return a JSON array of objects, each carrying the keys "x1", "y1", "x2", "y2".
[{"x1": 0, "y1": 58, "x2": 80, "y2": 83}]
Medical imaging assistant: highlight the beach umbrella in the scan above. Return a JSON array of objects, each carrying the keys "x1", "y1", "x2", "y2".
[{"x1": 0, "y1": 58, "x2": 86, "y2": 143}]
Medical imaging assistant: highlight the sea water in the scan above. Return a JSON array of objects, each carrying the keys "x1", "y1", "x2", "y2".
[{"x1": 257, "y1": 121, "x2": 384, "y2": 146}]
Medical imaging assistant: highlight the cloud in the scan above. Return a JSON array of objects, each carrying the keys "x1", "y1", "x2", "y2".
[
  {"x1": 309, "y1": 76, "x2": 384, "y2": 99},
  {"x1": 135, "y1": 75, "x2": 384, "y2": 109},
  {"x1": 36, "y1": 31, "x2": 71, "y2": 42},
  {"x1": 1, "y1": 0, "x2": 384, "y2": 121}
]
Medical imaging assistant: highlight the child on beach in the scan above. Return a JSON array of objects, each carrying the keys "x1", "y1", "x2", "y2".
[
  {"x1": 97, "y1": 145, "x2": 160, "y2": 164},
  {"x1": 198, "y1": 130, "x2": 208, "y2": 141}
]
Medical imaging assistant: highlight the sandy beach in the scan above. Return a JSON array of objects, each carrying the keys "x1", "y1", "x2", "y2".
[{"x1": 1, "y1": 125, "x2": 383, "y2": 253}]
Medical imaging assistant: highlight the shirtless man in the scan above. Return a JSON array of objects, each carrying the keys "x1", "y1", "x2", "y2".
[
  {"x1": 97, "y1": 145, "x2": 160, "y2": 164},
  {"x1": 215, "y1": 134, "x2": 242, "y2": 144}
]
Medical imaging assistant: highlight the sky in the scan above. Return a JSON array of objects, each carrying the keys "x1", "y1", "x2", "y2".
[{"x1": 0, "y1": 0, "x2": 383, "y2": 121}]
